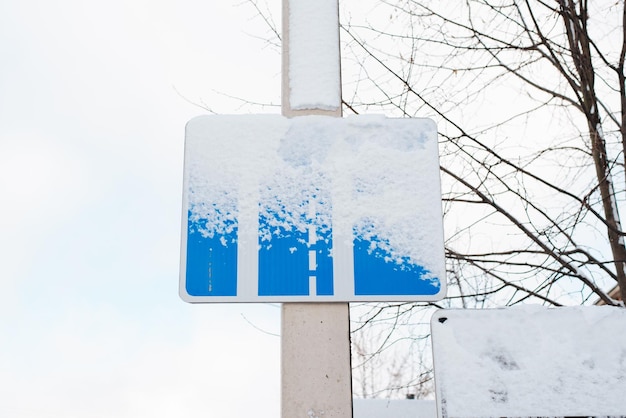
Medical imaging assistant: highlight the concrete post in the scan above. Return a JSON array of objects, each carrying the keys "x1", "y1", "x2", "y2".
[{"x1": 281, "y1": 1, "x2": 353, "y2": 417}]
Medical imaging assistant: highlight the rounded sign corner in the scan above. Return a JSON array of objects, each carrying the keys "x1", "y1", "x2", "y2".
[
  {"x1": 178, "y1": 285, "x2": 195, "y2": 304},
  {"x1": 431, "y1": 281, "x2": 447, "y2": 301},
  {"x1": 430, "y1": 309, "x2": 450, "y2": 327}
]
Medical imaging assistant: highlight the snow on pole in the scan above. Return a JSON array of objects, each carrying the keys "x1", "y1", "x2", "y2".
[{"x1": 283, "y1": 0, "x2": 341, "y2": 114}]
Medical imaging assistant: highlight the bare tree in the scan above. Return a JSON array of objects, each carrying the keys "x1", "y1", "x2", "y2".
[
  {"x1": 341, "y1": 0, "x2": 626, "y2": 306},
  {"x1": 351, "y1": 303, "x2": 435, "y2": 399},
  {"x1": 336, "y1": 0, "x2": 626, "y2": 397},
  {"x1": 244, "y1": 0, "x2": 626, "y2": 399}
]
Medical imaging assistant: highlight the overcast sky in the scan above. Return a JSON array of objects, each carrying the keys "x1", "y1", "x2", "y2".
[{"x1": 0, "y1": 1, "x2": 286, "y2": 416}]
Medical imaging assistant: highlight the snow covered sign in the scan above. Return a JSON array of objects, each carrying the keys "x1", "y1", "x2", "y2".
[
  {"x1": 180, "y1": 114, "x2": 446, "y2": 302},
  {"x1": 431, "y1": 306, "x2": 626, "y2": 418}
]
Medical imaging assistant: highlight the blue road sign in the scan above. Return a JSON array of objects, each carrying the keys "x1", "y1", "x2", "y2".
[{"x1": 180, "y1": 115, "x2": 446, "y2": 302}]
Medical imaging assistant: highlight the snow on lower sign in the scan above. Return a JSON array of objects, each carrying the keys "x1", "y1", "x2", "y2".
[{"x1": 179, "y1": 115, "x2": 446, "y2": 302}]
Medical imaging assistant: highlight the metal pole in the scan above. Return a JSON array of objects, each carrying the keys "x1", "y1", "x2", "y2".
[{"x1": 281, "y1": 0, "x2": 353, "y2": 417}]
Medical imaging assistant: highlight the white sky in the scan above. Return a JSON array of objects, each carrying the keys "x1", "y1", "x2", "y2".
[{"x1": 0, "y1": 1, "x2": 284, "y2": 416}]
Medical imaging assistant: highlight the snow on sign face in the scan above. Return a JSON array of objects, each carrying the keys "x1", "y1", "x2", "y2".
[{"x1": 180, "y1": 114, "x2": 446, "y2": 302}]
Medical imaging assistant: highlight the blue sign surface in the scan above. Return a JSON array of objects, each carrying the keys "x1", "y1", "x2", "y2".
[{"x1": 180, "y1": 115, "x2": 446, "y2": 302}]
